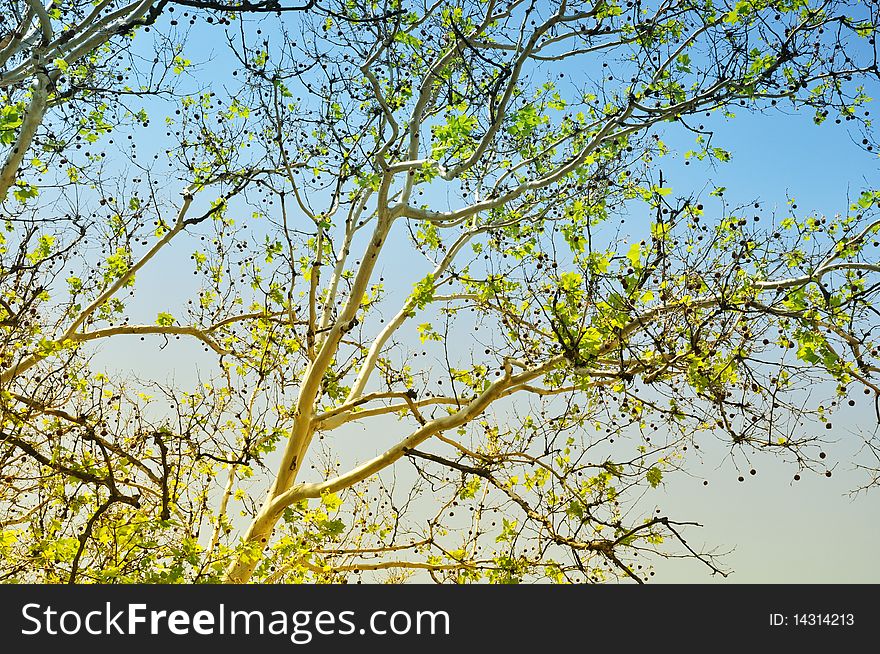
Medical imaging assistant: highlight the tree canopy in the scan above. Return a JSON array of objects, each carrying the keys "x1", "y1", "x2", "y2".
[{"x1": 2, "y1": 0, "x2": 880, "y2": 584}]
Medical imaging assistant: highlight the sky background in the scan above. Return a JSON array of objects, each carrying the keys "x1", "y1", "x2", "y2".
[
  {"x1": 78, "y1": 8, "x2": 880, "y2": 583},
  {"x1": 651, "y1": 107, "x2": 880, "y2": 583}
]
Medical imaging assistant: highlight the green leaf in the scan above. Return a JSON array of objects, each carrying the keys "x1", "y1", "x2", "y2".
[
  {"x1": 320, "y1": 519, "x2": 345, "y2": 537},
  {"x1": 172, "y1": 55, "x2": 191, "y2": 75},
  {"x1": 417, "y1": 322, "x2": 443, "y2": 343},
  {"x1": 156, "y1": 312, "x2": 175, "y2": 327},
  {"x1": 626, "y1": 243, "x2": 641, "y2": 268},
  {"x1": 411, "y1": 274, "x2": 436, "y2": 310},
  {"x1": 0, "y1": 103, "x2": 23, "y2": 146},
  {"x1": 321, "y1": 491, "x2": 342, "y2": 511},
  {"x1": 13, "y1": 184, "x2": 39, "y2": 203}
]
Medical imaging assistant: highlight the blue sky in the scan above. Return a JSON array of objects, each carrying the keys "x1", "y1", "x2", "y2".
[
  {"x1": 80, "y1": 7, "x2": 880, "y2": 582},
  {"x1": 645, "y1": 105, "x2": 880, "y2": 582}
]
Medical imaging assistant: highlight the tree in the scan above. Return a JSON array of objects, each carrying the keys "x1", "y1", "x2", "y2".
[{"x1": 2, "y1": 0, "x2": 880, "y2": 584}]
